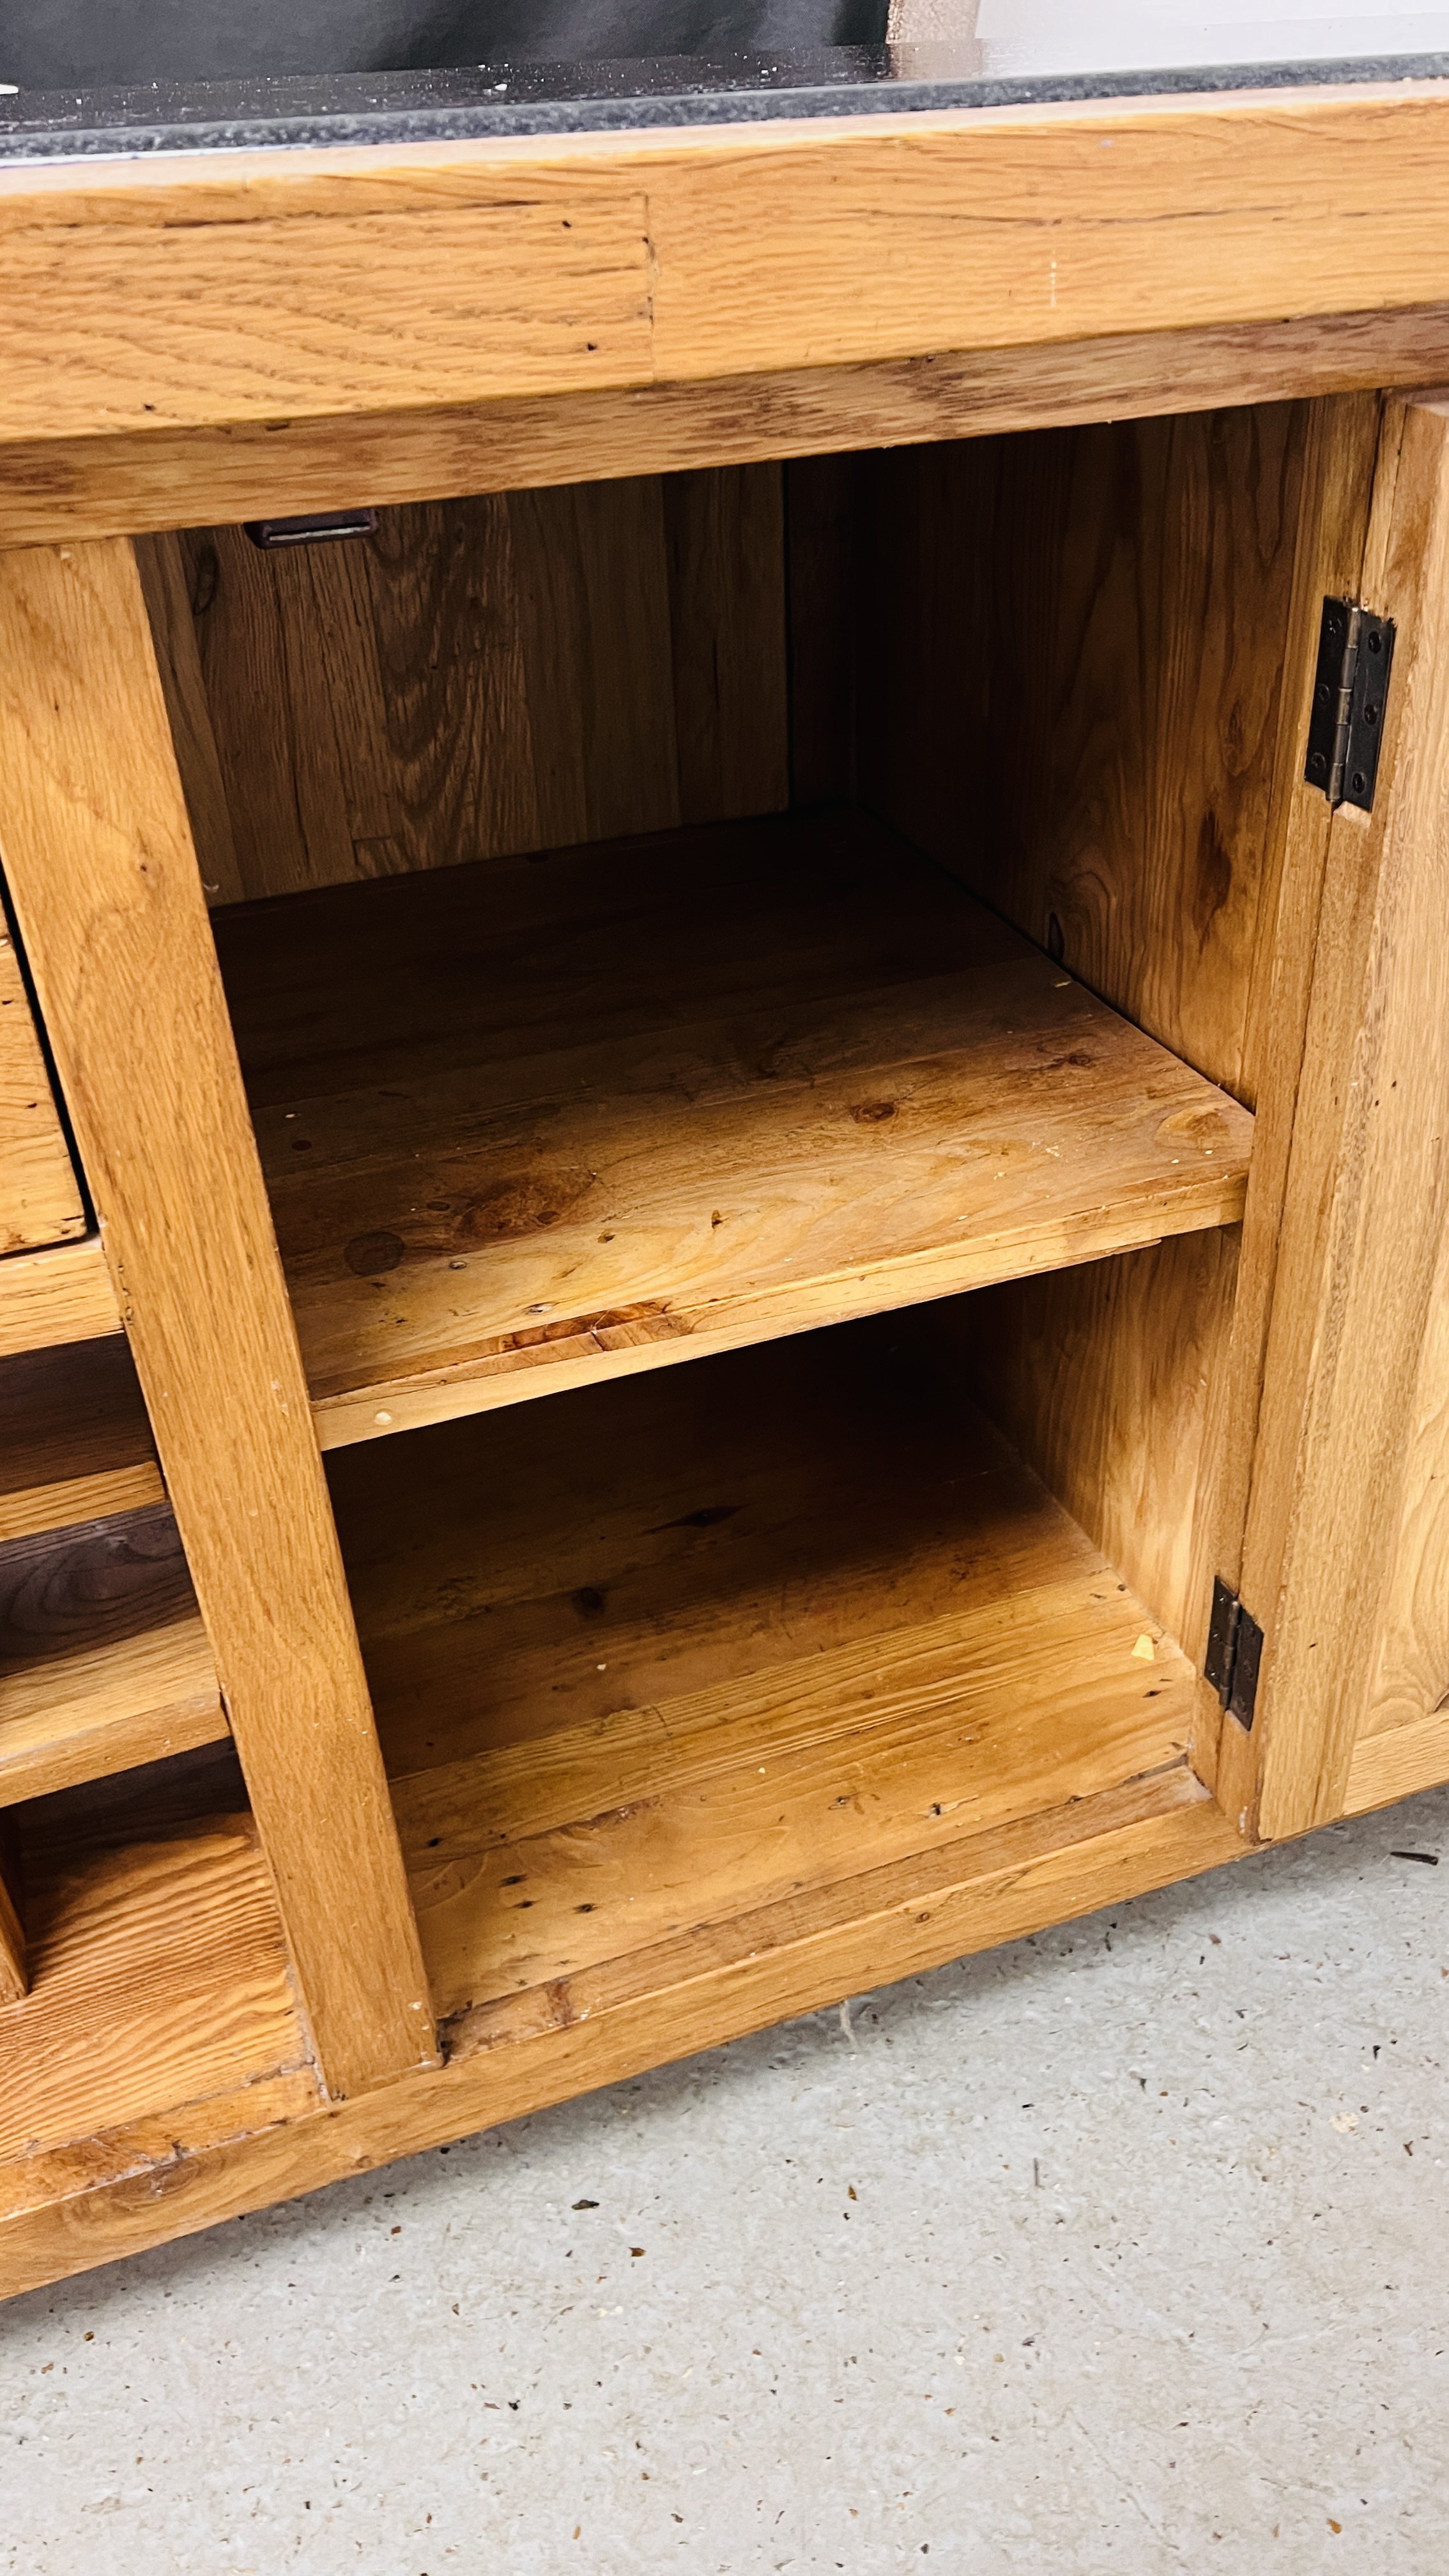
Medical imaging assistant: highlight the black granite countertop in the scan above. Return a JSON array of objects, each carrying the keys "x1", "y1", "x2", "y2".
[{"x1": 4, "y1": 24, "x2": 1449, "y2": 165}]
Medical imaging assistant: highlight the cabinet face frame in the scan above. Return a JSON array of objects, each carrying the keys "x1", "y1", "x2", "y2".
[{"x1": 0, "y1": 539, "x2": 437, "y2": 2100}]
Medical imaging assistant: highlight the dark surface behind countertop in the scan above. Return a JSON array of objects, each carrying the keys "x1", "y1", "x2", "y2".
[{"x1": 3, "y1": 11, "x2": 1449, "y2": 164}]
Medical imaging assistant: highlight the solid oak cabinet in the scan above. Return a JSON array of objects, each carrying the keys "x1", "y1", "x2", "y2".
[{"x1": 4, "y1": 75, "x2": 1449, "y2": 2295}]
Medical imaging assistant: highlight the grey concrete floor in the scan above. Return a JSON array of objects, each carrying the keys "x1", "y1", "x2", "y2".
[{"x1": 3, "y1": 1785, "x2": 1448, "y2": 2574}]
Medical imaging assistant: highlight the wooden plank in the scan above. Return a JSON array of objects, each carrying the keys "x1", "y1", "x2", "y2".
[
  {"x1": 0, "y1": 1798, "x2": 304, "y2": 2166},
  {"x1": 0, "y1": 1615, "x2": 226, "y2": 1806},
  {"x1": 0, "y1": 537, "x2": 436, "y2": 2096},
  {"x1": 0, "y1": 1465, "x2": 164, "y2": 1548},
  {"x1": 0, "y1": 1239, "x2": 120, "y2": 1360},
  {"x1": 1345, "y1": 1710, "x2": 1449, "y2": 1818},
  {"x1": 438, "y1": 1768, "x2": 1224, "y2": 2058},
  {"x1": 0, "y1": 891, "x2": 84, "y2": 1254},
  {"x1": 10, "y1": 91, "x2": 1449, "y2": 447},
  {"x1": 0, "y1": 1773, "x2": 1246, "y2": 2301},
  {"x1": 955, "y1": 1229, "x2": 1240, "y2": 1653},
  {"x1": 0, "y1": 175, "x2": 654, "y2": 441},
  {"x1": 0, "y1": 1501, "x2": 226, "y2": 1802},
  {"x1": 211, "y1": 811, "x2": 1250, "y2": 1447},
  {"x1": 0, "y1": 1336, "x2": 162, "y2": 1546},
  {"x1": 0, "y1": 1465, "x2": 163, "y2": 1548},
  {"x1": 401, "y1": 1582, "x2": 1198, "y2": 2025},
  {"x1": 7, "y1": 303, "x2": 1449, "y2": 553},
  {"x1": 1185, "y1": 394, "x2": 1386, "y2": 1822},
  {"x1": 1239, "y1": 397, "x2": 1449, "y2": 1839},
  {"x1": 157, "y1": 472, "x2": 786, "y2": 907},
  {"x1": 1358, "y1": 1208, "x2": 1449, "y2": 1747},
  {"x1": 0, "y1": 1502, "x2": 192, "y2": 1673},
  {"x1": 331, "y1": 1314, "x2": 1062, "y2": 1775}
]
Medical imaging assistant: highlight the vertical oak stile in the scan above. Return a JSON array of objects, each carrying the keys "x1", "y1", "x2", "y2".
[
  {"x1": 1232, "y1": 396, "x2": 1449, "y2": 1837},
  {"x1": 0, "y1": 537, "x2": 436, "y2": 2096},
  {"x1": 1186, "y1": 392, "x2": 1386, "y2": 1820}
]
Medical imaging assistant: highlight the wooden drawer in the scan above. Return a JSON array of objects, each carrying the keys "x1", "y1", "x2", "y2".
[{"x1": 0, "y1": 891, "x2": 84, "y2": 1254}]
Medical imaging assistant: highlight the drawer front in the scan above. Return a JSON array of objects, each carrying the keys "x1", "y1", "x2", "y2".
[{"x1": 0, "y1": 895, "x2": 85, "y2": 1254}]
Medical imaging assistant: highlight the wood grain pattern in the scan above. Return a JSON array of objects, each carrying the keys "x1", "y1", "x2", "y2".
[
  {"x1": 0, "y1": 1802, "x2": 304, "y2": 2165},
  {"x1": 956, "y1": 1229, "x2": 1239, "y2": 1652},
  {"x1": 1186, "y1": 394, "x2": 1385, "y2": 1820},
  {"x1": 861, "y1": 404, "x2": 1311, "y2": 1097},
  {"x1": 8, "y1": 303, "x2": 1449, "y2": 555},
  {"x1": 0, "y1": 180, "x2": 654, "y2": 441},
  {"x1": 438, "y1": 1768, "x2": 1219, "y2": 2060},
  {"x1": 399, "y1": 1562, "x2": 1197, "y2": 2027},
  {"x1": 132, "y1": 532, "x2": 244, "y2": 908},
  {"x1": 0, "y1": 537, "x2": 436, "y2": 2096},
  {"x1": 1360, "y1": 1215, "x2": 1449, "y2": 1742},
  {"x1": 0, "y1": 1614, "x2": 226, "y2": 1807},
  {"x1": 1346, "y1": 1709, "x2": 1449, "y2": 1816},
  {"x1": 0, "y1": 891, "x2": 84, "y2": 1254},
  {"x1": 8, "y1": 89, "x2": 1449, "y2": 447},
  {"x1": 327, "y1": 1310, "x2": 1187, "y2": 1793},
  {"x1": 0, "y1": 1336, "x2": 162, "y2": 1546},
  {"x1": 0, "y1": 1503, "x2": 225, "y2": 1805},
  {"x1": 1241, "y1": 396, "x2": 1449, "y2": 1837},
  {"x1": 662, "y1": 466, "x2": 789, "y2": 828},
  {"x1": 857, "y1": 401, "x2": 1314, "y2": 1717},
  {"x1": 0, "y1": 1773, "x2": 1246, "y2": 2301},
  {"x1": 0, "y1": 1467, "x2": 164, "y2": 1549},
  {"x1": 0, "y1": 1503, "x2": 192, "y2": 1678},
  {"x1": 0, "y1": 1240, "x2": 119, "y2": 1360},
  {"x1": 159, "y1": 473, "x2": 787, "y2": 906},
  {"x1": 213, "y1": 809, "x2": 1249, "y2": 1447}
]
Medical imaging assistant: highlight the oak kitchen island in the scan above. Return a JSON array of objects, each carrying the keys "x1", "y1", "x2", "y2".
[{"x1": 3, "y1": 17, "x2": 1449, "y2": 2293}]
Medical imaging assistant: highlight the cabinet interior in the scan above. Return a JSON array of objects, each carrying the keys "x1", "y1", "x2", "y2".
[{"x1": 1, "y1": 399, "x2": 1315, "y2": 2142}]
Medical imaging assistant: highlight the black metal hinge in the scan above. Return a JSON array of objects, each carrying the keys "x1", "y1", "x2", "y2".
[
  {"x1": 1305, "y1": 597, "x2": 1395, "y2": 812},
  {"x1": 1204, "y1": 1577, "x2": 1264, "y2": 1730}
]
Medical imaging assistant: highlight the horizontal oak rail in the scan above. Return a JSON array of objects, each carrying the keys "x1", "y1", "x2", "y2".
[
  {"x1": 6, "y1": 306, "x2": 1449, "y2": 551},
  {"x1": 6, "y1": 87, "x2": 1449, "y2": 460}
]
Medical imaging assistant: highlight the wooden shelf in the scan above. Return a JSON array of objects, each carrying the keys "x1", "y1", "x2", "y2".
[
  {"x1": 0, "y1": 1748, "x2": 307, "y2": 2168},
  {"x1": 329, "y1": 1314, "x2": 1209, "y2": 2047},
  {"x1": 0, "y1": 1505, "x2": 227, "y2": 1805},
  {"x1": 0, "y1": 1337, "x2": 164, "y2": 1545},
  {"x1": 0, "y1": 1238, "x2": 121, "y2": 1364},
  {"x1": 217, "y1": 809, "x2": 1254, "y2": 1450}
]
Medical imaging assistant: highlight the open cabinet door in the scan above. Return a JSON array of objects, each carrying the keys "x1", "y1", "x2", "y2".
[{"x1": 1201, "y1": 392, "x2": 1449, "y2": 1841}]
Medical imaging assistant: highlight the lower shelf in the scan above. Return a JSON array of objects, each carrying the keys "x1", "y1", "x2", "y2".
[
  {"x1": 330, "y1": 1310, "x2": 1219, "y2": 2043},
  {"x1": 0, "y1": 1310, "x2": 1257, "y2": 2296},
  {"x1": 0, "y1": 1748, "x2": 305, "y2": 2170},
  {"x1": 0, "y1": 1336, "x2": 164, "y2": 1544}
]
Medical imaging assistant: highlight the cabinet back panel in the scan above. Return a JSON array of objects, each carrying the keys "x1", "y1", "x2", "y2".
[{"x1": 143, "y1": 466, "x2": 789, "y2": 906}]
